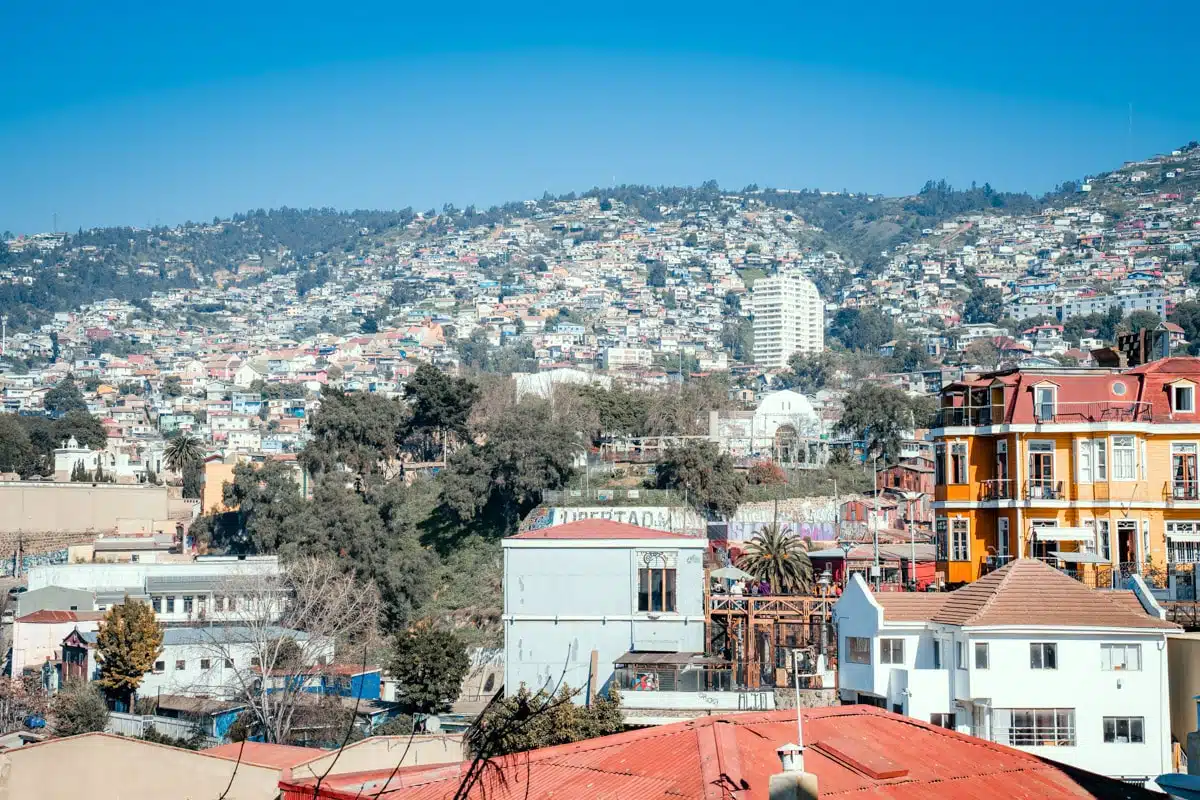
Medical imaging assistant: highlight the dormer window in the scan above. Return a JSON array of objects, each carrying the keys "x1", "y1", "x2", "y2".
[
  {"x1": 1034, "y1": 385, "x2": 1056, "y2": 422},
  {"x1": 1173, "y1": 384, "x2": 1195, "y2": 414}
]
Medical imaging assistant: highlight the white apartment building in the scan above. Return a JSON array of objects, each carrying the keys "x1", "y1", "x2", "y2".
[
  {"x1": 503, "y1": 519, "x2": 720, "y2": 722},
  {"x1": 835, "y1": 559, "x2": 1177, "y2": 786},
  {"x1": 751, "y1": 273, "x2": 823, "y2": 369},
  {"x1": 603, "y1": 346, "x2": 653, "y2": 370}
]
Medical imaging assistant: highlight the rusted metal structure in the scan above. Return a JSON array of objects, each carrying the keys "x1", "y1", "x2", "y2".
[{"x1": 705, "y1": 591, "x2": 835, "y2": 689}]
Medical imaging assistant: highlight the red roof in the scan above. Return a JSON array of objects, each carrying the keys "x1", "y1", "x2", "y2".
[
  {"x1": 509, "y1": 519, "x2": 695, "y2": 540},
  {"x1": 16, "y1": 610, "x2": 106, "y2": 624},
  {"x1": 277, "y1": 706, "x2": 1155, "y2": 799},
  {"x1": 205, "y1": 741, "x2": 322, "y2": 769}
]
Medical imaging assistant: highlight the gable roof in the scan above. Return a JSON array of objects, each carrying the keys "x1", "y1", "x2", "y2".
[
  {"x1": 279, "y1": 705, "x2": 1158, "y2": 799},
  {"x1": 205, "y1": 741, "x2": 322, "y2": 769},
  {"x1": 926, "y1": 558, "x2": 1178, "y2": 629},
  {"x1": 508, "y1": 519, "x2": 695, "y2": 540},
  {"x1": 874, "y1": 592, "x2": 951, "y2": 622}
]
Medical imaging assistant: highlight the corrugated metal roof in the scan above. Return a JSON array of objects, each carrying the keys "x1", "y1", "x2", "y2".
[{"x1": 281, "y1": 706, "x2": 1159, "y2": 799}]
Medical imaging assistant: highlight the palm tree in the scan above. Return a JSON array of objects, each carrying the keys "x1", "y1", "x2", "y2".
[
  {"x1": 737, "y1": 523, "x2": 814, "y2": 595},
  {"x1": 164, "y1": 434, "x2": 204, "y2": 473}
]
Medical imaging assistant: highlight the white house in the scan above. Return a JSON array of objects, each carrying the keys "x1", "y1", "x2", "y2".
[
  {"x1": 502, "y1": 519, "x2": 710, "y2": 715},
  {"x1": 834, "y1": 559, "x2": 1178, "y2": 786}
]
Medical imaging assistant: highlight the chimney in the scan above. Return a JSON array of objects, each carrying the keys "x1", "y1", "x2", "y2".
[{"x1": 769, "y1": 743, "x2": 819, "y2": 800}]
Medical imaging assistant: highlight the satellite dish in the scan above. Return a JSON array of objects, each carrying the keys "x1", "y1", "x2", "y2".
[{"x1": 424, "y1": 715, "x2": 442, "y2": 733}]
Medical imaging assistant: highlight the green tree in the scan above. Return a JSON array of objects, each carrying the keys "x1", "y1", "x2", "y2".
[
  {"x1": 836, "y1": 383, "x2": 933, "y2": 462},
  {"x1": 52, "y1": 681, "x2": 111, "y2": 736},
  {"x1": 1171, "y1": 302, "x2": 1200, "y2": 355},
  {"x1": 655, "y1": 440, "x2": 745, "y2": 518},
  {"x1": 963, "y1": 287, "x2": 1004, "y2": 324},
  {"x1": 437, "y1": 399, "x2": 577, "y2": 537},
  {"x1": 468, "y1": 684, "x2": 623, "y2": 758},
  {"x1": 1125, "y1": 309, "x2": 1161, "y2": 333},
  {"x1": 161, "y1": 376, "x2": 184, "y2": 398},
  {"x1": 737, "y1": 524, "x2": 813, "y2": 594},
  {"x1": 403, "y1": 363, "x2": 478, "y2": 459},
  {"x1": 164, "y1": 433, "x2": 203, "y2": 473},
  {"x1": 44, "y1": 375, "x2": 88, "y2": 415},
  {"x1": 0, "y1": 415, "x2": 35, "y2": 474},
  {"x1": 389, "y1": 627, "x2": 469, "y2": 714},
  {"x1": 779, "y1": 351, "x2": 839, "y2": 394},
  {"x1": 300, "y1": 389, "x2": 408, "y2": 480},
  {"x1": 829, "y1": 308, "x2": 894, "y2": 352},
  {"x1": 94, "y1": 599, "x2": 164, "y2": 707}
]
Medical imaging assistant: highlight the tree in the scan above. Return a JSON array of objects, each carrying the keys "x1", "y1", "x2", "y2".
[
  {"x1": 1125, "y1": 309, "x2": 1161, "y2": 333},
  {"x1": 221, "y1": 460, "x2": 310, "y2": 553},
  {"x1": 202, "y1": 558, "x2": 380, "y2": 744},
  {"x1": 468, "y1": 684, "x2": 623, "y2": 758},
  {"x1": 829, "y1": 308, "x2": 894, "y2": 352},
  {"x1": 779, "y1": 351, "x2": 839, "y2": 394},
  {"x1": 164, "y1": 433, "x2": 203, "y2": 473},
  {"x1": 44, "y1": 375, "x2": 88, "y2": 415},
  {"x1": 161, "y1": 376, "x2": 184, "y2": 398},
  {"x1": 738, "y1": 524, "x2": 813, "y2": 594},
  {"x1": 747, "y1": 461, "x2": 786, "y2": 485},
  {"x1": 836, "y1": 383, "x2": 934, "y2": 462},
  {"x1": 962, "y1": 339, "x2": 1002, "y2": 369},
  {"x1": 300, "y1": 389, "x2": 408, "y2": 480},
  {"x1": 437, "y1": 399, "x2": 577, "y2": 537},
  {"x1": 94, "y1": 598, "x2": 164, "y2": 707},
  {"x1": 388, "y1": 627, "x2": 469, "y2": 714},
  {"x1": 403, "y1": 363, "x2": 478, "y2": 459},
  {"x1": 52, "y1": 681, "x2": 110, "y2": 736},
  {"x1": 1171, "y1": 302, "x2": 1200, "y2": 355},
  {"x1": 0, "y1": 673, "x2": 50, "y2": 732},
  {"x1": 0, "y1": 414, "x2": 35, "y2": 474},
  {"x1": 655, "y1": 440, "x2": 745, "y2": 518},
  {"x1": 963, "y1": 287, "x2": 1004, "y2": 324}
]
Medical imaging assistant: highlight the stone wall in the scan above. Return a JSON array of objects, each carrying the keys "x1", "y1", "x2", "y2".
[
  {"x1": 772, "y1": 687, "x2": 840, "y2": 710},
  {"x1": 0, "y1": 530, "x2": 98, "y2": 576}
]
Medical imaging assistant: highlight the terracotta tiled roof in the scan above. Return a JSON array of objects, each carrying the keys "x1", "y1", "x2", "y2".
[
  {"x1": 279, "y1": 705, "x2": 1158, "y2": 799},
  {"x1": 508, "y1": 519, "x2": 695, "y2": 540},
  {"x1": 874, "y1": 592, "x2": 951, "y2": 622},
  {"x1": 927, "y1": 558, "x2": 1178, "y2": 629}
]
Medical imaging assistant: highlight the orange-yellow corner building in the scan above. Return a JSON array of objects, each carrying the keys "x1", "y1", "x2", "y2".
[{"x1": 933, "y1": 357, "x2": 1200, "y2": 587}]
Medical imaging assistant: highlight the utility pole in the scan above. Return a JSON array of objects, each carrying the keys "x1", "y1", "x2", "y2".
[
  {"x1": 0, "y1": 314, "x2": 7, "y2": 358},
  {"x1": 872, "y1": 456, "x2": 881, "y2": 589}
]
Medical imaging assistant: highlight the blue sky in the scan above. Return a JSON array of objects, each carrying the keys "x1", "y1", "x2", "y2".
[{"x1": 2, "y1": 1, "x2": 1197, "y2": 234}]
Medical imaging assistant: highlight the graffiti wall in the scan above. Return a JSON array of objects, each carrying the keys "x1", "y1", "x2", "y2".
[
  {"x1": 724, "y1": 498, "x2": 842, "y2": 543},
  {"x1": 520, "y1": 506, "x2": 706, "y2": 535},
  {"x1": 2, "y1": 548, "x2": 68, "y2": 577}
]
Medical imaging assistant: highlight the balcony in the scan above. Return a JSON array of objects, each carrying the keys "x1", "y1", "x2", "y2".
[
  {"x1": 981, "y1": 554, "x2": 1015, "y2": 575},
  {"x1": 1033, "y1": 401, "x2": 1152, "y2": 424},
  {"x1": 979, "y1": 479, "x2": 1013, "y2": 501},
  {"x1": 935, "y1": 407, "x2": 993, "y2": 427},
  {"x1": 1171, "y1": 480, "x2": 1200, "y2": 501},
  {"x1": 1025, "y1": 480, "x2": 1064, "y2": 500}
]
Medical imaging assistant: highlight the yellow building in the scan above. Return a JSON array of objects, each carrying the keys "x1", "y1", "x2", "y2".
[{"x1": 932, "y1": 358, "x2": 1200, "y2": 589}]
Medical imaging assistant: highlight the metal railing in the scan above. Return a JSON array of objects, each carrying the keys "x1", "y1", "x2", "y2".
[
  {"x1": 979, "y1": 479, "x2": 1013, "y2": 501},
  {"x1": 1033, "y1": 401, "x2": 1153, "y2": 424},
  {"x1": 1025, "y1": 479, "x2": 1064, "y2": 500},
  {"x1": 935, "y1": 407, "x2": 993, "y2": 427},
  {"x1": 981, "y1": 554, "x2": 1014, "y2": 574},
  {"x1": 1172, "y1": 480, "x2": 1200, "y2": 501},
  {"x1": 978, "y1": 721, "x2": 1076, "y2": 748}
]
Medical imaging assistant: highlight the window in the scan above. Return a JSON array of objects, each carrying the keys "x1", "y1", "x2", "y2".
[
  {"x1": 166, "y1": 595, "x2": 176, "y2": 613},
  {"x1": 1078, "y1": 438, "x2": 1092, "y2": 483},
  {"x1": 1168, "y1": 522, "x2": 1200, "y2": 564},
  {"x1": 183, "y1": 596, "x2": 194, "y2": 614},
  {"x1": 1034, "y1": 385, "x2": 1056, "y2": 421},
  {"x1": 1173, "y1": 444, "x2": 1198, "y2": 499},
  {"x1": 637, "y1": 567, "x2": 677, "y2": 613},
  {"x1": 153, "y1": 660, "x2": 165, "y2": 673},
  {"x1": 1030, "y1": 643, "x2": 1057, "y2": 670},
  {"x1": 151, "y1": 596, "x2": 162, "y2": 613},
  {"x1": 1098, "y1": 519, "x2": 1112, "y2": 562},
  {"x1": 997, "y1": 518, "x2": 1010, "y2": 558},
  {"x1": 200, "y1": 658, "x2": 211, "y2": 670},
  {"x1": 1078, "y1": 439, "x2": 1106, "y2": 483},
  {"x1": 1174, "y1": 385, "x2": 1195, "y2": 413},
  {"x1": 996, "y1": 440, "x2": 1009, "y2": 484},
  {"x1": 1101, "y1": 643, "x2": 1141, "y2": 672},
  {"x1": 1028, "y1": 441, "x2": 1055, "y2": 496},
  {"x1": 930, "y1": 713, "x2": 955, "y2": 729},
  {"x1": 950, "y1": 442, "x2": 968, "y2": 484},
  {"x1": 934, "y1": 443, "x2": 946, "y2": 485},
  {"x1": 847, "y1": 637, "x2": 871, "y2": 665},
  {"x1": 956, "y1": 641, "x2": 966, "y2": 670},
  {"x1": 197, "y1": 596, "x2": 207, "y2": 616},
  {"x1": 1112, "y1": 436, "x2": 1137, "y2": 481},
  {"x1": 1094, "y1": 439, "x2": 1107, "y2": 481},
  {"x1": 483, "y1": 674, "x2": 496, "y2": 693},
  {"x1": 950, "y1": 518, "x2": 969, "y2": 562},
  {"x1": 224, "y1": 658, "x2": 234, "y2": 669},
  {"x1": 995, "y1": 708, "x2": 1076, "y2": 746},
  {"x1": 975, "y1": 642, "x2": 990, "y2": 670},
  {"x1": 933, "y1": 639, "x2": 943, "y2": 669},
  {"x1": 1103, "y1": 717, "x2": 1145, "y2": 744},
  {"x1": 175, "y1": 660, "x2": 186, "y2": 671},
  {"x1": 880, "y1": 638, "x2": 904, "y2": 664}
]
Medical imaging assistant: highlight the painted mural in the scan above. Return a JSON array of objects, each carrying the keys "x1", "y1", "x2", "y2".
[{"x1": 3, "y1": 547, "x2": 68, "y2": 577}]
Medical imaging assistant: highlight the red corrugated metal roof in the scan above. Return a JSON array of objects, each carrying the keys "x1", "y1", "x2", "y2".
[
  {"x1": 280, "y1": 706, "x2": 1157, "y2": 799},
  {"x1": 205, "y1": 741, "x2": 322, "y2": 769},
  {"x1": 16, "y1": 610, "x2": 106, "y2": 624},
  {"x1": 508, "y1": 519, "x2": 695, "y2": 540}
]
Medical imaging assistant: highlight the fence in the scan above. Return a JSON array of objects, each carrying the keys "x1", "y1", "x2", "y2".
[{"x1": 107, "y1": 711, "x2": 216, "y2": 747}]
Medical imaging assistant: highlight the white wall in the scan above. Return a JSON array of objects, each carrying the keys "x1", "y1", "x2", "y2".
[
  {"x1": 12, "y1": 619, "x2": 101, "y2": 677},
  {"x1": 503, "y1": 539, "x2": 706, "y2": 701}
]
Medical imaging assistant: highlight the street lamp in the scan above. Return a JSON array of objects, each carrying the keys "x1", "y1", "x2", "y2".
[
  {"x1": 898, "y1": 490, "x2": 926, "y2": 591},
  {"x1": 838, "y1": 540, "x2": 853, "y2": 587}
]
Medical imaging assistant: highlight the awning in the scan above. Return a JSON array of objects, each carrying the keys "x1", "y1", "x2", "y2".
[
  {"x1": 1167, "y1": 532, "x2": 1200, "y2": 543},
  {"x1": 1032, "y1": 527, "x2": 1093, "y2": 541},
  {"x1": 1050, "y1": 550, "x2": 1110, "y2": 564}
]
